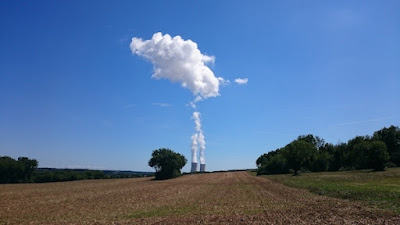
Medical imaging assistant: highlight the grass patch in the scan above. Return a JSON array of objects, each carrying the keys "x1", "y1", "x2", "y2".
[
  {"x1": 247, "y1": 170, "x2": 257, "y2": 177},
  {"x1": 259, "y1": 168, "x2": 400, "y2": 213}
]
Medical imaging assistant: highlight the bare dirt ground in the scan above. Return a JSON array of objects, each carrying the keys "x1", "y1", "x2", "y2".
[{"x1": 1, "y1": 171, "x2": 399, "y2": 224}]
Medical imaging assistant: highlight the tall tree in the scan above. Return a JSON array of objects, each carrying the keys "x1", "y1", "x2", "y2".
[
  {"x1": 328, "y1": 143, "x2": 346, "y2": 171},
  {"x1": 345, "y1": 136, "x2": 370, "y2": 169},
  {"x1": 0, "y1": 156, "x2": 20, "y2": 183},
  {"x1": 297, "y1": 134, "x2": 325, "y2": 149},
  {"x1": 373, "y1": 125, "x2": 400, "y2": 166},
  {"x1": 0, "y1": 156, "x2": 38, "y2": 183},
  {"x1": 354, "y1": 141, "x2": 390, "y2": 171},
  {"x1": 283, "y1": 140, "x2": 316, "y2": 175},
  {"x1": 149, "y1": 148, "x2": 187, "y2": 180},
  {"x1": 256, "y1": 153, "x2": 269, "y2": 168},
  {"x1": 368, "y1": 141, "x2": 390, "y2": 171},
  {"x1": 18, "y1": 157, "x2": 38, "y2": 182},
  {"x1": 256, "y1": 149, "x2": 289, "y2": 175}
]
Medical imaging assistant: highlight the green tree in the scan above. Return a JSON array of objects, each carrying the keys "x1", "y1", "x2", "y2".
[
  {"x1": 310, "y1": 150, "x2": 332, "y2": 172},
  {"x1": 256, "y1": 148, "x2": 289, "y2": 175},
  {"x1": 373, "y1": 125, "x2": 400, "y2": 166},
  {"x1": 148, "y1": 148, "x2": 187, "y2": 180},
  {"x1": 354, "y1": 141, "x2": 390, "y2": 171},
  {"x1": 256, "y1": 153, "x2": 269, "y2": 168},
  {"x1": 283, "y1": 140, "x2": 316, "y2": 175},
  {"x1": 327, "y1": 143, "x2": 346, "y2": 171},
  {"x1": 297, "y1": 134, "x2": 325, "y2": 149},
  {"x1": 260, "y1": 153, "x2": 289, "y2": 175},
  {"x1": 18, "y1": 157, "x2": 38, "y2": 182},
  {"x1": 0, "y1": 156, "x2": 21, "y2": 183},
  {"x1": 352, "y1": 140, "x2": 369, "y2": 169},
  {"x1": 345, "y1": 136, "x2": 370, "y2": 169},
  {"x1": 0, "y1": 156, "x2": 38, "y2": 183},
  {"x1": 368, "y1": 141, "x2": 390, "y2": 171}
]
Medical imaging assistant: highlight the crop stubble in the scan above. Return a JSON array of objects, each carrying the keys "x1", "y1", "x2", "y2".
[{"x1": 1, "y1": 172, "x2": 399, "y2": 224}]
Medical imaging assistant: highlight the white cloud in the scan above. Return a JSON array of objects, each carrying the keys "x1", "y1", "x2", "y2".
[
  {"x1": 130, "y1": 32, "x2": 223, "y2": 99},
  {"x1": 234, "y1": 78, "x2": 248, "y2": 85},
  {"x1": 152, "y1": 102, "x2": 172, "y2": 107}
]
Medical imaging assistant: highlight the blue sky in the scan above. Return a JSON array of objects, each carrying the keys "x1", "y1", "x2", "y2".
[{"x1": 1, "y1": 1, "x2": 399, "y2": 172}]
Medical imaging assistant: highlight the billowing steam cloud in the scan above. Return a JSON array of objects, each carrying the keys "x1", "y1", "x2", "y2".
[
  {"x1": 130, "y1": 32, "x2": 248, "y2": 170},
  {"x1": 130, "y1": 32, "x2": 222, "y2": 99}
]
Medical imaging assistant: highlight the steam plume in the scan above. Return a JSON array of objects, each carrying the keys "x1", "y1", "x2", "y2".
[
  {"x1": 191, "y1": 111, "x2": 206, "y2": 165},
  {"x1": 192, "y1": 111, "x2": 201, "y2": 131},
  {"x1": 191, "y1": 133, "x2": 198, "y2": 163},
  {"x1": 198, "y1": 131, "x2": 206, "y2": 164},
  {"x1": 130, "y1": 32, "x2": 248, "y2": 170}
]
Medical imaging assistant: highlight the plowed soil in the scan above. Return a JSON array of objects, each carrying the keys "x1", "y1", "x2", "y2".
[{"x1": 1, "y1": 171, "x2": 399, "y2": 224}]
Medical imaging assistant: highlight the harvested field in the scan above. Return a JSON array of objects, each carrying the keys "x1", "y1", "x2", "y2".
[{"x1": 1, "y1": 171, "x2": 399, "y2": 224}]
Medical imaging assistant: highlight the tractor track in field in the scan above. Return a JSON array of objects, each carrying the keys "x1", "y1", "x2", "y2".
[{"x1": 1, "y1": 171, "x2": 399, "y2": 224}]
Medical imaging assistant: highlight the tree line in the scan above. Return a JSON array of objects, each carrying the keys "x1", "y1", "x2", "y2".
[
  {"x1": 1, "y1": 148, "x2": 187, "y2": 183},
  {"x1": 257, "y1": 125, "x2": 400, "y2": 175},
  {"x1": 0, "y1": 156, "x2": 153, "y2": 184}
]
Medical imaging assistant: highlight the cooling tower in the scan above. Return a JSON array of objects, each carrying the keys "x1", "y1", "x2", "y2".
[
  {"x1": 191, "y1": 162, "x2": 198, "y2": 172},
  {"x1": 200, "y1": 164, "x2": 206, "y2": 172}
]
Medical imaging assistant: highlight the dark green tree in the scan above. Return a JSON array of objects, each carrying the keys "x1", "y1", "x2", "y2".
[
  {"x1": 368, "y1": 141, "x2": 390, "y2": 171},
  {"x1": 256, "y1": 153, "x2": 269, "y2": 168},
  {"x1": 310, "y1": 150, "x2": 332, "y2": 172},
  {"x1": 297, "y1": 134, "x2": 325, "y2": 149},
  {"x1": 0, "y1": 156, "x2": 21, "y2": 183},
  {"x1": 283, "y1": 140, "x2": 316, "y2": 175},
  {"x1": 354, "y1": 141, "x2": 390, "y2": 171},
  {"x1": 327, "y1": 143, "x2": 346, "y2": 171},
  {"x1": 148, "y1": 148, "x2": 187, "y2": 180},
  {"x1": 373, "y1": 125, "x2": 400, "y2": 166},
  {"x1": 256, "y1": 148, "x2": 290, "y2": 175},
  {"x1": 0, "y1": 156, "x2": 38, "y2": 183},
  {"x1": 259, "y1": 152, "x2": 289, "y2": 175},
  {"x1": 18, "y1": 157, "x2": 38, "y2": 182},
  {"x1": 345, "y1": 136, "x2": 370, "y2": 169}
]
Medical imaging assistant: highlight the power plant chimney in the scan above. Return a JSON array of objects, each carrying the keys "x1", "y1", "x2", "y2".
[
  {"x1": 191, "y1": 162, "x2": 198, "y2": 172},
  {"x1": 200, "y1": 164, "x2": 206, "y2": 172}
]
